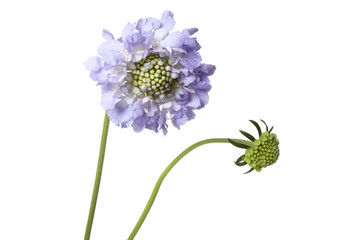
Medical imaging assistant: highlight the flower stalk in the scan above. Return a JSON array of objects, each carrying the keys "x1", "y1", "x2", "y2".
[
  {"x1": 127, "y1": 138, "x2": 254, "y2": 240},
  {"x1": 84, "y1": 112, "x2": 110, "y2": 240}
]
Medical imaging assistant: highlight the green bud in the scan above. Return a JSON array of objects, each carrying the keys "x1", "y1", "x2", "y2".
[
  {"x1": 243, "y1": 132, "x2": 279, "y2": 172},
  {"x1": 233, "y1": 120, "x2": 280, "y2": 173}
]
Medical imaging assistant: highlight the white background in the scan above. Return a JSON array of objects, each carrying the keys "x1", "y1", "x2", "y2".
[{"x1": 1, "y1": 0, "x2": 359, "y2": 239}]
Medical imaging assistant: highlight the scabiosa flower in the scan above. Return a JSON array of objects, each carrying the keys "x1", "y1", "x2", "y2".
[
  {"x1": 85, "y1": 11, "x2": 215, "y2": 134},
  {"x1": 229, "y1": 120, "x2": 280, "y2": 173}
]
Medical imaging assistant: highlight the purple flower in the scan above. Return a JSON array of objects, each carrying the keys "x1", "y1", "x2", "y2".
[{"x1": 85, "y1": 11, "x2": 215, "y2": 134}]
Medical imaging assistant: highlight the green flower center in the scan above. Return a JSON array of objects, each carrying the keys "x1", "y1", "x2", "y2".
[
  {"x1": 131, "y1": 54, "x2": 179, "y2": 99},
  {"x1": 244, "y1": 132, "x2": 280, "y2": 172}
]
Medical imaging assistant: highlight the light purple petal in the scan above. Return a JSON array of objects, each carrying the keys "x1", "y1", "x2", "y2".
[
  {"x1": 186, "y1": 109, "x2": 196, "y2": 121},
  {"x1": 102, "y1": 29, "x2": 114, "y2": 40},
  {"x1": 173, "y1": 118, "x2": 186, "y2": 129},
  {"x1": 153, "y1": 28, "x2": 169, "y2": 42},
  {"x1": 157, "y1": 109, "x2": 167, "y2": 125},
  {"x1": 132, "y1": 116, "x2": 148, "y2": 132},
  {"x1": 132, "y1": 100, "x2": 145, "y2": 119},
  {"x1": 183, "y1": 37, "x2": 201, "y2": 51},
  {"x1": 107, "y1": 100, "x2": 132, "y2": 125},
  {"x1": 161, "y1": 125, "x2": 168, "y2": 135},
  {"x1": 171, "y1": 109, "x2": 188, "y2": 129},
  {"x1": 123, "y1": 31, "x2": 151, "y2": 59},
  {"x1": 109, "y1": 64, "x2": 127, "y2": 83},
  {"x1": 143, "y1": 98, "x2": 158, "y2": 116},
  {"x1": 179, "y1": 51, "x2": 202, "y2": 71},
  {"x1": 171, "y1": 102, "x2": 181, "y2": 111},
  {"x1": 196, "y1": 64, "x2": 216, "y2": 76},
  {"x1": 181, "y1": 75, "x2": 196, "y2": 85},
  {"x1": 157, "y1": 109, "x2": 169, "y2": 135},
  {"x1": 121, "y1": 120, "x2": 132, "y2": 128},
  {"x1": 136, "y1": 17, "x2": 160, "y2": 33},
  {"x1": 185, "y1": 93, "x2": 201, "y2": 108},
  {"x1": 101, "y1": 83, "x2": 121, "y2": 110},
  {"x1": 122, "y1": 22, "x2": 136, "y2": 42},
  {"x1": 168, "y1": 47, "x2": 187, "y2": 54},
  {"x1": 145, "y1": 121, "x2": 159, "y2": 133},
  {"x1": 196, "y1": 90, "x2": 209, "y2": 107},
  {"x1": 153, "y1": 11, "x2": 175, "y2": 41},
  {"x1": 120, "y1": 83, "x2": 132, "y2": 95},
  {"x1": 160, "y1": 10, "x2": 175, "y2": 33},
  {"x1": 84, "y1": 56, "x2": 101, "y2": 71},
  {"x1": 191, "y1": 80, "x2": 211, "y2": 91},
  {"x1": 171, "y1": 107, "x2": 196, "y2": 129},
  {"x1": 186, "y1": 28, "x2": 198, "y2": 36},
  {"x1": 160, "y1": 31, "x2": 184, "y2": 48},
  {"x1": 175, "y1": 89, "x2": 190, "y2": 105},
  {"x1": 90, "y1": 67, "x2": 111, "y2": 84},
  {"x1": 148, "y1": 104, "x2": 158, "y2": 116},
  {"x1": 97, "y1": 40, "x2": 123, "y2": 64}
]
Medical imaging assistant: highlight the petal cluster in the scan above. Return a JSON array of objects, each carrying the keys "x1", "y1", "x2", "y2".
[{"x1": 85, "y1": 11, "x2": 215, "y2": 134}]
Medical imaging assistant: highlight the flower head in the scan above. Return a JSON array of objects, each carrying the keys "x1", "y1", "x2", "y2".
[
  {"x1": 85, "y1": 11, "x2": 215, "y2": 134},
  {"x1": 229, "y1": 120, "x2": 280, "y2": 173}
]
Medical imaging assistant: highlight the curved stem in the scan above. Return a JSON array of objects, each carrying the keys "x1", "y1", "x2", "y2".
[
  {"x1": 84, "y1": 112, "x2": 110, "y2": 240},
  {"x1": 127, "y1": 138, "x2": 253, "y2": 240}
]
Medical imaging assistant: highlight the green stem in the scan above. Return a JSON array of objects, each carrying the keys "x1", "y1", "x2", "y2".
[
  {"x1": 127, "y1": 138, "x2": 253, "y2": 240},
  {"x1": 84, "y1": 112, "x2": 110, "y2": 240}
]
